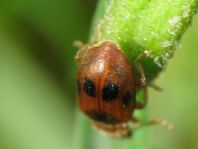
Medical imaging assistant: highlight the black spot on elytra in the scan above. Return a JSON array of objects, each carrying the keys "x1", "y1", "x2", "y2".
[
  {"x1": 123, "y1": 91, "x2": 135, "y2": 107},
  {"x1": 86, "y1": 110, "x2": 119, "y2": 124},
  {"x1": 102, "y1": 82, "x2": 118, "y2": 102},
  {"x1": 83, "y1": 78, "x2": 96, "y2": 97}
]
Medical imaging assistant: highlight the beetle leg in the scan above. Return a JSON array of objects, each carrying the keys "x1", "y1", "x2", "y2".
[
  {"x1": 135, "y1": 83, "x2": 162, "y2": 109},
  {"x1": 73, "y1": 40, "x2": 84, "y2": 49},
  {"x1": 134, "y1": 51, "x2": 150, "y2": 109},
  {"x1": 149, "y1": 83, "x2": 163, "y2": 91},
  {"x1": 131, "y1": 116, "x2": 173, "y2": 130},
  {"x1": 135, "y1": 51, "x2": 150, "y2": 87},
  {"x1": 135, "y1": 86, "x2": 148, "y2": 109},
  {"x1": 131, "y1": 115, "x2": 140, "y2": 123},
  {"x1": 74, "y1": 41, "x2": 86, "y2": 62},
  {"x1": 143, "y1": 118, "x2": 174, "y2": 130},
  {"x1": 135, "y1": 51, "x2": 161, "y2": 91}
]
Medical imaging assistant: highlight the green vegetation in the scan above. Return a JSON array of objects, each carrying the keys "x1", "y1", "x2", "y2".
[{"x1": 0, "y1": 0, "x2": 198, "y2": 149}]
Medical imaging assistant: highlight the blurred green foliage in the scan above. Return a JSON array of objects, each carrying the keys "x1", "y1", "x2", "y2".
[
  {"x1": 0, "y1": 0, "x2": 94, "y2": 149},
  {"x1": 0, "y1": 0, "x2": 198, "y2": 149}
]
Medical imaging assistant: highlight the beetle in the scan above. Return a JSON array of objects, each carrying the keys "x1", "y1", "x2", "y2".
[{"x1": 75, "y1": 40, "x2": 169, "y2": 137}]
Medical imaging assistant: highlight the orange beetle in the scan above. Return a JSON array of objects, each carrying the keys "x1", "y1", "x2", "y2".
[{"x1": 76, "y1": 40, "x2": 153, "y2": 137}]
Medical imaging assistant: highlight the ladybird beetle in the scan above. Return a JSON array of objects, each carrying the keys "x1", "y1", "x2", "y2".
[{"x1": 75, "y1": 40, "x2": 151, "y2": 137}]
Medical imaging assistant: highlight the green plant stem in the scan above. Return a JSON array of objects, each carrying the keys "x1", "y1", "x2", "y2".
[{"x1": 90, "y1": 0, "x2": 198, "y2": 81}]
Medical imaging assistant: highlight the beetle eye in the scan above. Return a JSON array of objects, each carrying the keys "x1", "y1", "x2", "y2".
[
  {"x1": 102, "y1": 82, "x2": 118, "y2": 102},
  {"x1": 83, "y1": 78, "x2": 96, "y2": 97}
]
